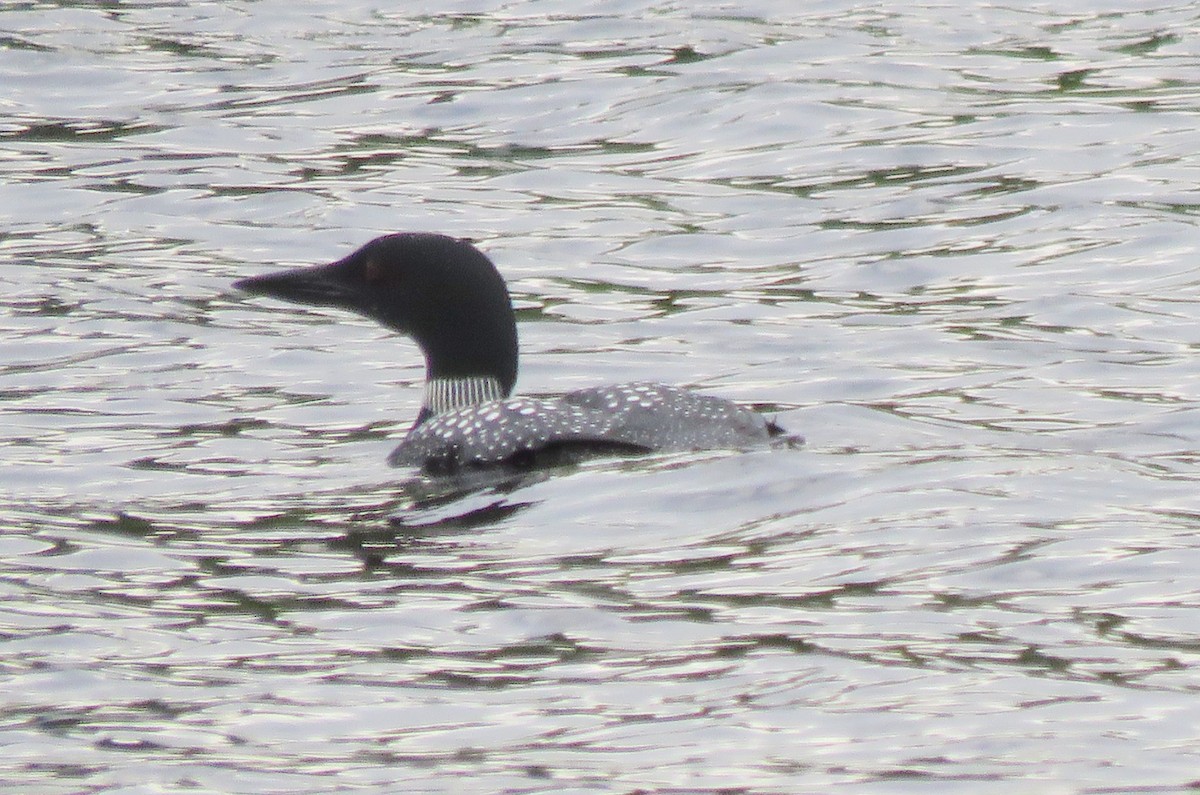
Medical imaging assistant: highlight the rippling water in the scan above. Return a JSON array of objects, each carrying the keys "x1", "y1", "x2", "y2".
[{"x1": 3, "y1": 2, "x2": 1199, "y2": 792}]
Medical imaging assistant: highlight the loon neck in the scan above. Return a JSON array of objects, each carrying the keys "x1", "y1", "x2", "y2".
[{"x1": 416, "y1": 376, "x2": 506, "y2": 425}]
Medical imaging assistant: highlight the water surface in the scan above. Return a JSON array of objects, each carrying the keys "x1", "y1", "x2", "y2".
[{"x1": 2, "y1": 2, "x2": 1199, "y2": 793}]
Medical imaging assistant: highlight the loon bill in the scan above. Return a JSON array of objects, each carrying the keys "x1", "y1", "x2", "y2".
[{"x1": 234, "y1": 233, "x2": 795, "y2": 474}]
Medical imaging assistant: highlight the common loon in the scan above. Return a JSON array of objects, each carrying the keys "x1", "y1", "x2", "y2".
[{"x1": 235, "y1": 233, "x2": 792, "y2": 474}]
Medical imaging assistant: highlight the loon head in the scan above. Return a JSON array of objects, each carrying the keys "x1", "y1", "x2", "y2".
[{"x1": 234, "y1": 233, "x2": 519, "y2": 401}]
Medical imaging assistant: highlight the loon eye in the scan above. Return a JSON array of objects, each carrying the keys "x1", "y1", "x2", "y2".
[{"x1": 363, "y1": 257, "x2": 386, "y2": 284}]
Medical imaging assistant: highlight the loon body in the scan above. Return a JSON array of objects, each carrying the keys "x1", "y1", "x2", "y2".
[{"x1": 235, "y1": 233, "x2": 790, "y2": 474}]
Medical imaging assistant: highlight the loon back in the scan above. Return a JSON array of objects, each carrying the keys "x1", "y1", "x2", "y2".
[
  {"x1": 389, "y1": 383, "x2": 785, "y2": 474},
  {"x1": 235, "y1": 233, "x2": 792, "y2": 474}
]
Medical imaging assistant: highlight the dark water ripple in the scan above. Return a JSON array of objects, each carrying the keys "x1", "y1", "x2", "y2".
[{"x1": 2, "y1": 2, "x2": 1199, "y2": 793}]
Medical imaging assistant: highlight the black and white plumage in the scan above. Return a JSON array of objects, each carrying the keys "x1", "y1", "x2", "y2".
[{"x1": 235, "y1": 233, "x2": 792, "y2": 474}]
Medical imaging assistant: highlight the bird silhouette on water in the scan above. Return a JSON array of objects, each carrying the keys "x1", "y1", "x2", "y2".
[{"x1": 235, "y1": 233, "x2": 796, "y2": 474}]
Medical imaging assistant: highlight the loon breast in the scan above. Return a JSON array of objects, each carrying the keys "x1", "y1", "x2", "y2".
[{"x1": 389, "y1": 382, "x2": 780, "y2": 474}]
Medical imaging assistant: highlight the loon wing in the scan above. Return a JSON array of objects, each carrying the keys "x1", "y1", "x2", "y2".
[
  {"x1": 387, "y1": 383, "x2": 780, "y2": 475},
  {"x1": 562, "y1": 382, "x2": 774, "y2": 451},
  {"x1": 387, "y1": 396, "x2": 648, "y2": 474}
]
